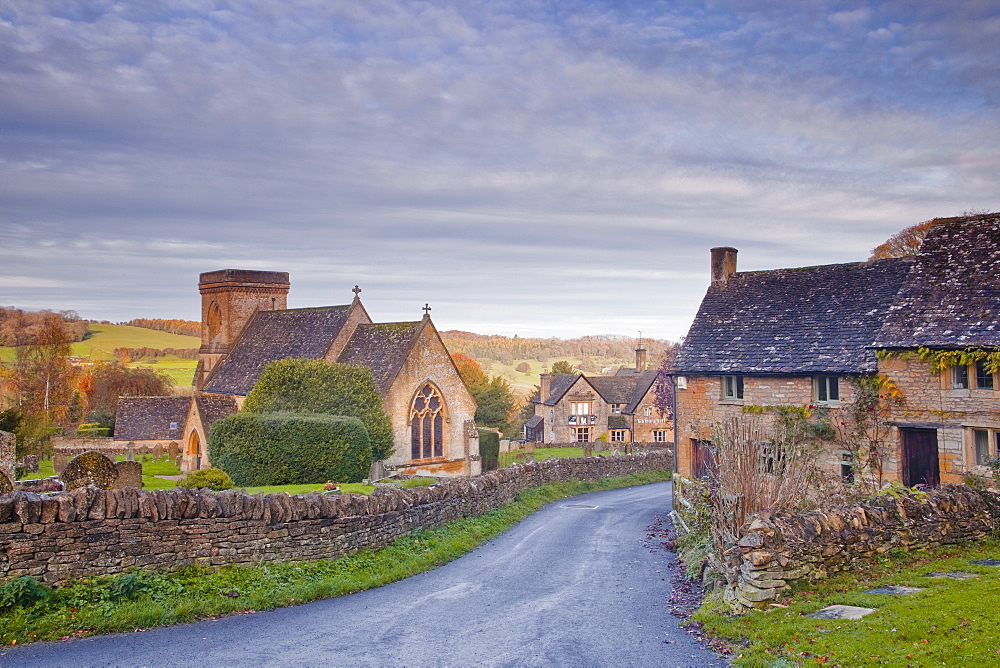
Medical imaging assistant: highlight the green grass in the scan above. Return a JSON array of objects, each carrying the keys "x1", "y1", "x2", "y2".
[
  {"x1": 695, "y1": 540, "x2": 1000, "y2": 665},
  {"x1": 0, "y1": 470, "x2": 671, "y2": 645}
]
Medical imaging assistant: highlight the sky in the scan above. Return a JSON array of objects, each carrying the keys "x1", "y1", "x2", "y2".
[{"x1": 1, "y1": 1, "x2": 998, "y2": 341}]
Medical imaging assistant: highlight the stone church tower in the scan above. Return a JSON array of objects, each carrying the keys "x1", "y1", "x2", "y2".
[{"x1": 195, "y1": 269, "x2": 290, "y2": 389}]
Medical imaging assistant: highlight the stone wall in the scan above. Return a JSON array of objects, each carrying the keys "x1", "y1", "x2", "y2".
[
  {"x1": 0, "y1": 430, "x2": 14, "y2": 485},
  {"x1": 723, "y1": 484, "x2": 994, "y2": 612},
  {"x1": 0, "y1": 450, "x2": 672, "y2": 585}
]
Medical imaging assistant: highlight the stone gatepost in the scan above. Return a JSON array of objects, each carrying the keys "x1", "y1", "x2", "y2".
[{"x1": 0, "y1": 429, "x2": 15, "y2": 483}]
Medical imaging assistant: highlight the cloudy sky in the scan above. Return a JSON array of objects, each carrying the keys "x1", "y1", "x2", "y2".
[{"x1": 2, "y1": 1, "x2": 998, "y2": 341}]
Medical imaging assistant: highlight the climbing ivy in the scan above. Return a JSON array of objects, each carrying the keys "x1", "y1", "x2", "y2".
[{"x1": 878, "y1": 347, "x2": 1000, "y2": 374}]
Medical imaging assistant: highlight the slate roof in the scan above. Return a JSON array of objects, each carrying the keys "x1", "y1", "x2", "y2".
[
  {"x1": 874, "y1": 215, "x2": 1000, "y2": 349},
  {"x1": 114, "y1": 397, "x2": 190, "y2": 441},
  {"x1": 195, "y1": 395, "x2": 238, "y2": 435},
  {"x1": 204, "y1": 306, "x2": 353, "y2": 395},
  {"x1": 624, "y1": 370, "x2": 660, "y2": 414},
  {"x1": 540, "y1": 374, "x2": 582, "y2": 406},
  {"x1": 336, "y1": 321, "x2": 423, "y2": 392},
  {"x1": 676, "y1": 257, "x2": 912, "y2": 374},
  {"x1": 589, "y1": 376, "x2": 643, "y2": 405},
  {"x1": 525, "y1": 414, "x2": 544, "y2": 429}
]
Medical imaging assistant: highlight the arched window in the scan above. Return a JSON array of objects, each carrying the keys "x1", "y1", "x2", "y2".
[
  {"x1": 411, "y1": 383, "x2": 445, "y2": 460},
  {"x1": 207, "y1": 301, "x2": 223, "y2": 344}
]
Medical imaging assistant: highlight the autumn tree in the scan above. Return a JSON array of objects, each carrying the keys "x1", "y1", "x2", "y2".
[
  {"x1": 453, "y1": 353, "x2": 517, "y2": 433},
  {"x1": 77, "y1": 362, "x2": 175, "y2": 433},
  {"x1": 515, "y1": 362, "x2": 530, "y2": 373},
  {"x1": 14, "y1": 314, "x2": 75, "y2": 421}
]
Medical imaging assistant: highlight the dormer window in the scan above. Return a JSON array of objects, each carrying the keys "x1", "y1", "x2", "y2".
[{"x1": 611, "y1": 404, "x2": 624, "y2": 415}]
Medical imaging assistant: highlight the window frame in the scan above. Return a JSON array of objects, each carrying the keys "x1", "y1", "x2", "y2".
[
  {"x1": 652, "y1": 430, "x2": 670, "y2": 443},
  {"x1": 975, "y1": 361, "x2": 995, "y2": 390},
  {"x1": 609, "y1": 429, "x2": 627, "y2": 442},
  {"x1": 952, "y1": 364, "x2": 970, "y2": 389},
  {"x1": 722, "y1": 375, "x2": 744, "y2": 401},
  {"x1": 973, "y1": 429, "x2": 992, "y2": 466},
  {"x1": 572, "y1": 426, "x2": 591, "y2": 443},
  {"x1": 814, "y1": 375, "x2": 840, "y2": 404}
]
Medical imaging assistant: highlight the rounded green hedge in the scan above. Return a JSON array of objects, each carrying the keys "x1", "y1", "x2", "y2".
[
  {"x1": 176, "y1": 468, "x2": 234, "y2": 491},
  {"x1": 208, "y1": 412, "x2": 372, "y2": 486}
]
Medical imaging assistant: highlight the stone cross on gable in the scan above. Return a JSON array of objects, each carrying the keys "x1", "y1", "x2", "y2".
[
  {"x1": 423, "y1": 303, "x2": 432, "y2": 317},
  {"x1": 352, "y1": 285, "x2": 362, "y2": 299}
]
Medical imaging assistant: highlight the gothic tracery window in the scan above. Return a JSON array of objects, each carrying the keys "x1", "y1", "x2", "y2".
[{"x1": 411, "y1": 383, "x2": 444, "y2": 460}]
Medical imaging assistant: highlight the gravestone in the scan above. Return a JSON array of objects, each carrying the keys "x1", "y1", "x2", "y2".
[
  {"x1": 126, "y1": 442, "x2": 135, "y2": 462},
  {"x1": 174, "y1": 455, "x2": 182, "y2": 469},
  {"x1": 525, "y1": 442, "x2": 535, "y2": 455},
  {"x1": 22, "y1": 454, "x2": 40, "y2": 472},
  {"x1": 864, "y1": 585, "x2": 923, "y2": 595},
  {"x1": 168, "y1": 441, "x2": 180, "y2": 459},
  {"x1": 152, "y1": 443, "x2": 164, "y2": 460},
  {"x1": 52, "y1": 452, "x2": 69, "y2": 474},
  {"x1": 60, "y1": 451, "x2": 119, "y2": 490},
  {"x1": 0, "y1": 429, "x2": 15, "y2": 484},
  {"x1": 112, "y1": 460, "x2": 143, "y2": 489},
  {"x1": 806, "y1": 605, "x2": 877, "y2": 620},
  {"x1": 582, "y1": 443, "x2": 593, "y2": 457},
  {"x1": 926, "y1": 572, "x2": 979, "y2": 580},
  {"x1": 624, "y1": 443, "x2": 633, "y2": 454}
]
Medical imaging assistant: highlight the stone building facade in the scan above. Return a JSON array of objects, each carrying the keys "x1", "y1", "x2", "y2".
[
  {"x1": 117, "y1": 270, "x2": 480, "y2": 478},
  {"x1": 527, "y1": 348, "x2": 671, "y2": 445},
  {"x1": 674, "y1": 214, "x2": 1000, "y2": 486}
]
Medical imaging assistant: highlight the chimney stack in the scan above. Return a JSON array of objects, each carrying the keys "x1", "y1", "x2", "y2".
[
  {"x1": 710, "y1": 247, "x2": 738, "y2": 287},
  {"x1": 635, "y1": 346, "x2": 647, "y2": 372},
  {"x1": 539, "y1": 372, "x2": 551, "y2": 403}
]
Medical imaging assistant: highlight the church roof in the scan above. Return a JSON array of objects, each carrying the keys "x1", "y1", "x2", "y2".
[
  {"x1": 195, "y1": 395, "x2": 238, "y2": 435},
  {"x1": 114, "y1": 397, "x2": 190, "y2": 441},
  {"x1": 874, "y1": 215, "x2": 1000, "y2": 350},
  {"x1": 203, "y1": 305, "x2": 352, "y2": 395},
  {"x1": 336, "y1": 321, "x2": 424, "y2": 392},
  {"x1": 676, "y1": 257, "x2": 911, "y2": 375}
]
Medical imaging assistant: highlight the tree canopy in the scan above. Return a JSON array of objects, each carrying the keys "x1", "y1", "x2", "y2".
[
  {"x1": 868, "y1": 219, "x2": 945, "y2": 260},
  {"x1": 453, "y1": 354, "x2": 517, "y2": 433},
  {"x1": 549, "y1": 360, "x2": 576, "y2": 375},
  {"x1": 243, "y1": 358, "x2": 394, "y2": 461}
]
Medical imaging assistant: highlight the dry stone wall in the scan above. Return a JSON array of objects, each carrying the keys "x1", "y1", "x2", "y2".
[
  {"x1": 0, "y1": 451, "x2": 671, "y2": 585},
  {"x1": 723, "y1": 484, "x2": 994, "y2": 612}
]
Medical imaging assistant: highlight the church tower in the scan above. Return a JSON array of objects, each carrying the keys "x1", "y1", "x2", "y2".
[{"x1": 195, "y1": 269, "x2": 290, "y2": 389}]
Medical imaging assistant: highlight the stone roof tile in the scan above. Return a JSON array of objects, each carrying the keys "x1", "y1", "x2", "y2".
[
  {"x1": 336, "y1": 321, "x2": 423, "y2": 392},
  {"x1": 114, "y1": 397, "x2": 190, "y2": 441}
]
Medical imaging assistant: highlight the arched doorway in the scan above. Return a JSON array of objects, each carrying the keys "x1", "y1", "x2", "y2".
[
  {"x1": 410, "y1": 383, "x2": 445, "y2": 461},
  {"x1": 188, "y1": 430, "x2": 203, "y2": 470}
]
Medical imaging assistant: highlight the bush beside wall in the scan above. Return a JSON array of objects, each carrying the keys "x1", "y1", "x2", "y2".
[
  {"x1": 0, "y1": 451, "x2": 673, "y2": 586},
  {"x1": 209, "y1": 412, "x2": 372, "y2": 486}
]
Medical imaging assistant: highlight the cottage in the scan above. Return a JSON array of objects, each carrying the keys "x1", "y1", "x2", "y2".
[{"x1": 674, "y1": 214, "x2": 1000, "y2": 486}]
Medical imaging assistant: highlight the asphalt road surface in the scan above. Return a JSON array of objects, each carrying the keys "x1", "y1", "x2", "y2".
[{"x1": 0, "y1": 481, "x2": 726, "y2": 667}]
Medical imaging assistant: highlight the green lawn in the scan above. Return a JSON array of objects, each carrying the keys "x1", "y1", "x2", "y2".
[{"x1": 696, "y1": 540, "x2": 1000, "y2": 665}]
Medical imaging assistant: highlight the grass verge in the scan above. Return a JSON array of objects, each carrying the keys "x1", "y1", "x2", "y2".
[
  {"x1": 0, "y1": 470, "x2": 671, "y2": 646},
  {"x1": 693, "y1": 539, "x2": 1000, "y2": 666}
]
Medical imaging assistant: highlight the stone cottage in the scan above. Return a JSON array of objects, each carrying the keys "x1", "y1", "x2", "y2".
[
  {"x1": 673, "y1": 214, "x2": 1000, "y2": 486},
  {"x1": 525, "y1": 347, "x2": 670, "y2": 444},
  {"x1": 117, "y1": 269, "x2": 480, "y2": 478}
]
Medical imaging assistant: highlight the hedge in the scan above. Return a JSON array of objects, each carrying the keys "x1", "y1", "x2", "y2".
[
  {"x1": 208, "y1": 412, "x2": 372, "y2": 486},
  {"x1": 479, "y1": 429, "x2": 500, "y2": 471}
]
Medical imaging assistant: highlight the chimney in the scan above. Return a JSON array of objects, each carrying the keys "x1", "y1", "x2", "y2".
[
  {"x1": 635, "y1": 347, "x2": 647, "y2": 372},
  {"x1": 540, "y1": 372, "x2": 551, "y2": 403},
  {"x1": 711, "y1": 247, "x2": 738, "y2": 287}
]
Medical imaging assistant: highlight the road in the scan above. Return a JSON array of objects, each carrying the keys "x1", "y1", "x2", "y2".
[{"x1": 0, "y1": 481, "x2": 726, "y2": 667}]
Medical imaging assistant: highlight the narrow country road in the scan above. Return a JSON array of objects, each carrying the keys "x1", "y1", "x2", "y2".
[{"x1": 0, "y1": 481, "x2": 726, "y2": 667}]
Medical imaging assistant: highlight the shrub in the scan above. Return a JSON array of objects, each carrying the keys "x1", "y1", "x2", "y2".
[
  {"x1": 479, "y1": 429, "x2": 500, "y2": 471},
  {"x1": 0, "y1": 576, "x2": 50, "y2": 611},
  {"x1": 209, "y1": 412, "x2": 372, "y2": 486},
  {"x1": 177, "y1": 468, "x2": 234, "y2": 491},
  {"x1": 243, "y1": 359, "x2": 394, "y2": 461}
]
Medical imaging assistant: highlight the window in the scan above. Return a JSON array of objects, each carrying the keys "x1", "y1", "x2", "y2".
[
  {"x1": 610, "y1": 403, "x2": 624, "y2": 415},
  {"x1": 839, "y1": 452, "x2": 855, "y2": 483},
  {"x1": 973, "y1": 429, "x2": 993, "y2": 466},
  {"x1": 169, "y1": 422, "x2": 178, "y2": 430},
  {"x1": 952, "y1": 364, "x2": 970, "y2": 389},
  {"x1": 723, "y1": 375, "x2": 744, "y2": 400},
  {"x1": 573, "y1": 427, "x2": 591, "y2": 442},
  {"x1": 976, "y1": 361, "x2": 995, "y2": 390},
  {"x1": 815, "y1": 376, "x2": 840, "y2": 403},
  {"x1": 610, "y1": 430, "x2": 627, "y2": 442},
  {"x1": 653, "y1": 430, "x2": 670, "y2": 443},
  {"x1": 571, "y1": 401, "x2": 591, "y2": 415},
  {"x1": 410, "y1": 383, "x2": 444, "y2": 460},
  {"x1": 643, "y1": 406, "x2": 652, "y2": 417}
]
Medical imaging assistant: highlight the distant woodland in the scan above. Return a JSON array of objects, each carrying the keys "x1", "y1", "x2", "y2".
[
  {"x1": 0, "y1": 308, "x2": 88, "y2": 347},
  {"x1": 123, "y1": 318, "x2": 200, "y2": 337}
]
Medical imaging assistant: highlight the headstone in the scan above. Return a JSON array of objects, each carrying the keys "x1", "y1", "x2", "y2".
[
  {"x1": 0, "y1": 430, "x2": 15, "y2": 484},
  {"x1": 52, "y1": 453, "x2": 69, "y2": 474},
  {"x1": 21, "y1": 454, "x2": 40, "y2": 473},
  {"x1": 864, "y1": 586, "x2": 923, "y2": 595},
  {"x1": 369, "y1": 460, "x2": 385, "y2": 481},
  {"x1": 624, "y1": 443, "x2": 633, "y2": 454},
  {"x1": 112, "y1": 460, "x2": 143, "y2": 489},
  {"x1": 806, "y1": 605, "x2": 877, "y2": 620},
  {"x1": 971, "y1": 559, "x2": 1000, "y2": 567},
  {"x1": 925, "y1": 572, "x2": 979, "y2": 580},
  {"x1": 152, "y1": 443, "x2": 164, "y2": 460},
  {"x1": 168, "y1": 441, "x2": 180, "y2": 459},
  {"x1": 582, "y1": 443, "x2": 593, "y2": 457},
  {"x1": 525, "y1": 442, "x2": 535, "y2": 455},
  {"x1": 126, "y1": 442, "x2": 135, "y2": 462},
  {"x1": 499, "y1": 439, "x2": 510, "y2": 454},
  {"x1": 174, "y1": 455, "x2": 182, "y2": 469},
  {"x1": 60, "y1": 451, "x2": 119, "y2": 490}
]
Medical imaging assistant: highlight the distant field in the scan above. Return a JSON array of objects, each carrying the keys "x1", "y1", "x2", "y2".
[
  {"x1": 0, "y1": 323, "x2": 200, "y2": 387},
  {"x1": 486, "y1": 356, "x2": 632, "y2": 397}
]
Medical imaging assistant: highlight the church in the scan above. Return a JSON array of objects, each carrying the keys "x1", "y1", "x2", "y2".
[{"x1": 116, "y1": 269, "x2": 481, "y2": 479}]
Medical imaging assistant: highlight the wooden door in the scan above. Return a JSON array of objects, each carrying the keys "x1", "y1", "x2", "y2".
[
  {"x1": 692, "y1": 439, "x2": 715, "y2": 479},
  {"x1": 901, "y1": 428, "x2": 939, "y2": 487}
]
